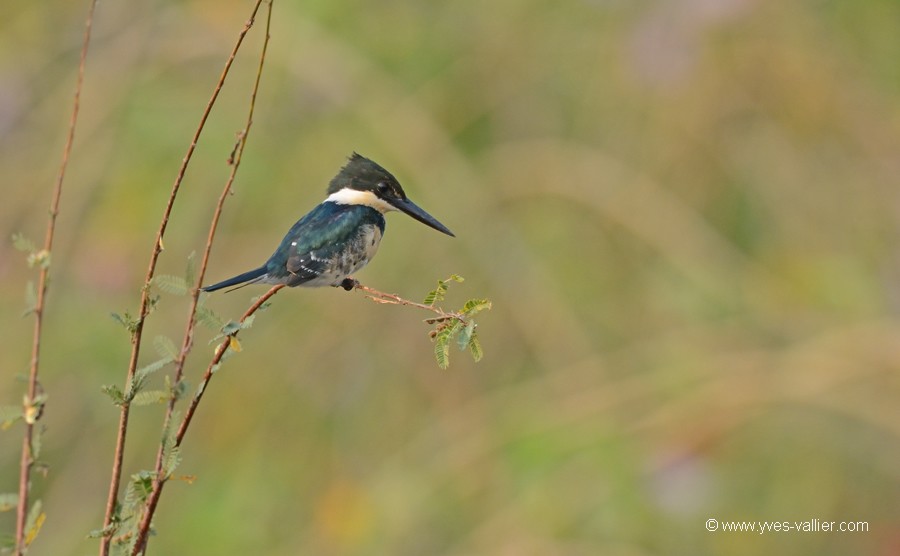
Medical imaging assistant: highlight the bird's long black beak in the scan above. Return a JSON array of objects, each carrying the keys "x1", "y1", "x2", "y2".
[{"x1": 390, "y1": 197, "x2": 455, "y2": 237}]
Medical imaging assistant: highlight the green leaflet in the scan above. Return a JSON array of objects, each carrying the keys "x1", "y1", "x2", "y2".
[
  {"x1": 195, "y1": 306, "x2": 224, "y2": 331},
  {"x1": 434, "y1": 331, "x2": 451, "y2": 370},
  {"x1": 101, "y1": 384, "x2": 125, "y2": 406},
  {"x1": 11, "y1": 233, "x2": 36, "y2": 253},
  {"x1": 468, "y1": 331, "x2": 484, "y2": 362},
  {"x1": 461, "y1": 298, "x2": 491, "y2": 317},
  {"x1": 154, "y1": 335, "x2": 179, "y2": 361},
  {"x1": 131, "y1": 390, "x2": 169, "y2": 406},
  {"x1": 152, "y1": 274, "x2": 189, "y2": 296},
  {"x1": 0, "y1": 493, "x2": 18, "y2": 512}
]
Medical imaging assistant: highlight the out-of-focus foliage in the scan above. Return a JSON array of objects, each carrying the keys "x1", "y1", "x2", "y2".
[{"x1": 1, "y1": 0, "x2": 899, "y2": 554}]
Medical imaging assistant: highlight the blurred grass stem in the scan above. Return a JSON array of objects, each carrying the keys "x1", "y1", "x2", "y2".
[{"x1": 15, "y1": 0, "x2": 98, "y2": 554}]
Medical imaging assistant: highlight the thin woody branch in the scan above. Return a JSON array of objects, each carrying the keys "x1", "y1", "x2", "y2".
[
  {"x1": 352, "y1": 282, "x2": 470, "y2": 325},
  {"x1": 130, "y1": 4, "x2": 274, "y2": 553},
  {"x1": 16, "y1": 0, "x2": 98, "y2": 553},
  {"x1": 99, "y1": 2, "x2": 266, "y2": 554}
]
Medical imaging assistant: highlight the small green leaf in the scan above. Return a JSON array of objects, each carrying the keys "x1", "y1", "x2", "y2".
[
  {"x1": 433, "y1": 320, "x2": 463, "y2": 369},
  {"x1": 195, "y1": 306, "x2": 224, "y2": 331},
  {"x1": 133, "y1": 357, "x2": 171, "y2": 385},
  {"x1": 110, "y1": 311, "x2": 139, "y2": 334},
  {"x1": 132, "y1": 390, "x2": 169, "y2": 406},
  {"x1": 0, "y1": 493, "x2": 18, "y2": 511},
  {"x1": 152, "y1": 274, "x2": 189, "y2": 296},
  {"x1": 424, "y1": 275, "x2": 465, "y2": 305},
  {"x1": 434, "y1": 332, "x2": 450, "y2": 369},
  {"x1": 124, "y1": 471, "x2": 154, "y2": 509},
  {"x1": 424, "y1": 281, "x2": 447, "y2": 306},
  {"x1": 162, "y1": 445, "x2": 181, "y2": 478},
  {"x1": 12, "y1": 233, "x2": 36, "y2": 253},
  {"x1": 86, "y1": 523, "x2": 116, "y2": 539},
  {"x1": 468, "y1": 331, "x2": 484, "y2": 362},
  {"x1": 153, "y1": 335, "x2": 179, "y2": 361},
  {"x1": 101, "y1": 385, "x2": 125, "y2": 406},
  {"x1": 461, "y1": 299, "x2": 492, "y2": 317},
  {"x1": 240, "y1": 314, "x2": 256, "y2": 330},
  {"x1": 457, "y1": 320, "x2": 476, "y2": 351},
  {"x1": 24, "y1": 499, "x2": 44, "y2": 546},
  {"x1": 221, "y1": 320, "x2": 241, "y2": 335}
]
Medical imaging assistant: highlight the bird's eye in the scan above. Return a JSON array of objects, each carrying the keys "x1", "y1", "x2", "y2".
[{"x1": 376, "y1": 181, "x2": 390, "y2": 194}]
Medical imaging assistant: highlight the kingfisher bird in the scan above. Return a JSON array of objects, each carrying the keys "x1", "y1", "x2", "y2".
[{"x1": 202, "y1": 153, "x2": 454, "y2": 293}]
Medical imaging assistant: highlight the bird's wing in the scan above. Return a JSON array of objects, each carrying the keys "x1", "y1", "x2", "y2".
[{"x1": 273, "y1": 205, "x2": 373, "y2": 281}]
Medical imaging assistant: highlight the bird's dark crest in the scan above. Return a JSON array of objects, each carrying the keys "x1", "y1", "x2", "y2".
[{"x1": 327, "y1": 153, "x2": 401, "y2": 194}]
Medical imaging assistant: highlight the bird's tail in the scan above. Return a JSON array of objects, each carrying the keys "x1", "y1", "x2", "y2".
[{"x1": 201, "y1": 266, "x2": 268, "y2": 293}]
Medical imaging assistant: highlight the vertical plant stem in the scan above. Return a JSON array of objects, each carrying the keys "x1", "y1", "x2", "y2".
[
  {"x1": 99, "y1": 2, "x2": 265, "y2": 554},
  {"x1": 15, "y1": 0, "x2": 98, "y2": 553}
]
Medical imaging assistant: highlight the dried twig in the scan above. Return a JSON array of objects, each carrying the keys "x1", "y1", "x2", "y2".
[
  {"x1": 15, "y1": 0, "x2": 98, "y2": 553},
  {"x1": 353, "y1": 282, "x2": 469, "y2": 325}
]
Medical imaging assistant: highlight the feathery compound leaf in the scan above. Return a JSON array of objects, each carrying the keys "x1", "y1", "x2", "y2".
[
  {"x1": 424, "y1": 275, "x2": 465, "y2": 305},
  {"x1": 86, "y1": 523, "x2": 117, "y2": 539},
  {"x1": 423, "y1": 282, "x2": 447, "y2": 306},
  {"x1": 0, "y1": 493, "x2": 18, "y2": 511},
  {"x1": 101, "y1": 385, "x2": 125, "y2": 406},
  {"x1": 125, "y1": 471, "x2": 154, "y2": 510},
  {"x1": 433, "y1": 320, "x2": 464, "y2": 369},
  {"x1": 152, "y1": 274, "x2": 189, "y2": 296},
  {"x1": 131, "y1": 390, "x2": 169, "y2": 406},
  {"x1": 461, "y1": 299, "x2": 492, "y2": 317},
  {"x1": 134, "y1": 357, "x2": 171, "y2": 385},
  {"x1": 195, "y1": 306, "x2": 224, "y2": 331},
  {"x1": 468, "y1": 330, "x2": 484, "y2": 362},
  {"x1": 434, "y1": 332, "x2": 451, "y2": 369},
  {"x1": 163, "y1": 446, "x2": 182, "y2": 478},
  {"x1": 153, "y1": 335, "x2": 178, "y2": 361},
  {"x1": 110, "y1": 311, "x2": 140, "y2": 333},
  {"x1": 24, "y1": 500, "x2": 45, "y2": 547}
]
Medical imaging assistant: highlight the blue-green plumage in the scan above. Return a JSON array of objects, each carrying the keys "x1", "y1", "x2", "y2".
[{"x1": 202, "y1": 153, "x2": 453, "y2": 293}]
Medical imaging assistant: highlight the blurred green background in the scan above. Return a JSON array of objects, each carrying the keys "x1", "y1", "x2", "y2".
[{"x1": 2, "y1": 0, "x2": 900, "y2": 554}]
